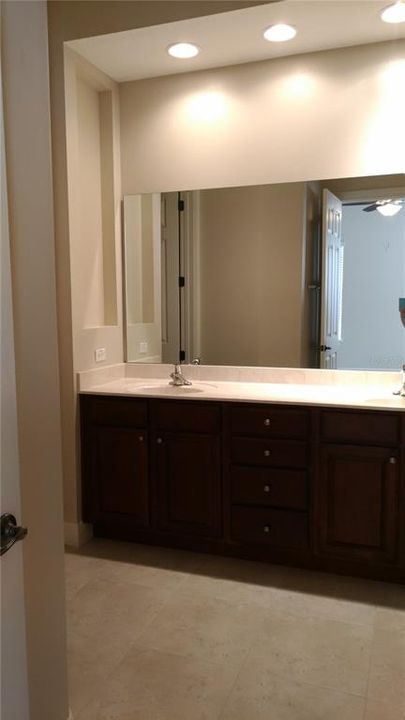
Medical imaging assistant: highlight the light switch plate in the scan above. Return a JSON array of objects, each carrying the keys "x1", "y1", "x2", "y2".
[{"x1": 95, "y1": 347, "x2": 107, "y2": 363}]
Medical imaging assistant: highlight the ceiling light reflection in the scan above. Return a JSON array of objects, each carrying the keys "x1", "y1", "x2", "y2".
[
  {"x1": 186, "y1": 91, "x2": 228, "y2": 123},
  {"x1": 282, "y1": 72, "x2": 316, "y2": 98}
]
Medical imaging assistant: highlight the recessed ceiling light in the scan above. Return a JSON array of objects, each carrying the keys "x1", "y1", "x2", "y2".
[
  {"x1": 263, "y1": 24, "x2": 297, "y2": 42},
  {"x1": 167, "y1": 42, "x2": 200, "y2": 59},
  {"x1": 380, "y1": 1, "x2": 405, "y2": 23}
]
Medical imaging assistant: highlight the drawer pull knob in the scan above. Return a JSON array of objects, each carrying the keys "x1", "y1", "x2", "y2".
[
  {"x1": 264, "y1": 484, "x2": 271, "y2": 493},
  {"x1": 389, "y1": 457, "x2": 397, "y2": 465},
  {"x1": 264, "y1": 418, "x2": 271, "y2": 426},
  {"x1": 263, "y1": 525, "x2": 271, "y2": 534},
  {"x1": 157, "y1": 438, "x2": 163, "y2": 445},
  {"x1": 264, "y1": 450, "x2": 271, "y2": 457},
  {"x1": 138, "y1": 435, "x2": 144, "y2": 442}
]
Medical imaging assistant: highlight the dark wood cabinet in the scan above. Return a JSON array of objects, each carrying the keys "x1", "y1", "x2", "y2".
[
  {"x1": 227, "y1": 403, "x2": 311, "y2": 556},
  {"x1": 87, "y1": 425, "x2": 149, "y2": 527},
  {"x1": 80, "y1": 394, "x2": 404, "y2": 583},
  {"x1": 81, "y1": 395, "x2": 149, "y2": 528},
  {"x1": 152, "y1": 431, "x2": 221, "y2": 538},
  {"x1": 150, "y1": 400, "x2": 222, "y2": 539},
  {"x1": 231, "y1": 506, "x2": 309, "y2": 550},
  {"x1": 318, "y1": 445, "x2": 399, "y2": 565}
]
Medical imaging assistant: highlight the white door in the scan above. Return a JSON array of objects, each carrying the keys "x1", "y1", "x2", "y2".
[
  {"x1": 320, "y1": 189, "x2": 344, "y2": 369},
  {"x1": 161, "y1": 192, "x2": 180, "y2": 364},
  {"x1": 1, "y1": 73, "x2": 30, "y2": 719}
]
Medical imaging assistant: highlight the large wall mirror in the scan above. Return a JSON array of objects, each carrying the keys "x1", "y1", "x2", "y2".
[{"x1": 123, "y1": 174, "x2": 405, "y2": 371}]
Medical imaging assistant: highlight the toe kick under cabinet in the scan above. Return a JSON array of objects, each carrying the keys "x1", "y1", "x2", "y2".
[{"x1": 80, "y1": 395, "x2": 405, "y2": 582}]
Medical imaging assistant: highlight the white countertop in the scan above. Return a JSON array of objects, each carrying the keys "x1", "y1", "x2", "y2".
[{"x1": 79, "y1": 375, "x2": 405, "y2": 412}]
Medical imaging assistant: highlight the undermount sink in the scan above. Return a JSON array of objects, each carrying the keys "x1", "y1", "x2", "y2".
[{"x1": 129, "y1": 381, "x2": 217, "y2": 395}]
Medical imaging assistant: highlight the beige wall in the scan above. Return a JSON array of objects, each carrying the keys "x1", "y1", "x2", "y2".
[
  {"x1": 120, "y1": 40, "x2": 405, "y2": 195},
  {"x1": 64, "y1": 48, "x2": 124, "y2": 525},
  {"x1": 65, "y1": 49, "x2": 123, "y2": 374},
  {"x1": 198, "y1": 184, "x2": 307, "y2": 367},
  {"x1": 2, "y1": 2, "x2": 68, "y2": 719}
]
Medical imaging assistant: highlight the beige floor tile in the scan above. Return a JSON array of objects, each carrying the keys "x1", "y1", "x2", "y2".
[
  {"x1": 67, "y1": 578, "x2": 170, "y2": 712},
  {"x1": 134, "y1": 590, "x2": 265, "y2": 668},
  {"x1": 364, "y1": 699, "x2": 405, "y2": 720},
  {"x1": 247, "y1": 611, "x2": 372, "y2": 695},
  {"x1": 65, "y1": 542, "x2": 405, "y2": 719},
  {"x1": 374, "y1": 606, "x2": 405, "y2": 633},
  {"x1": 181, "y1": 554, "x2": 297, "y2": 605},
  {"x1": 182, "y1": 556, "x2": 376, "y2": 625},
  {"x1": 264, "y1": 585, "x2": 376, "y2": 627},
  {"x1": 84, "y1": 537, "x2": 206, "y2": 573},
  {"x1": 77, "y1": 648, "x2": 238, "y2": 720},
  {"x1": 65, "y1": 552, "x2": 100, "y2": 602},
  {"x1": 367, "y1": 628, "x2": 405, "y2": 707},
  {"x1": 66, "y1": 540, "x2": 204, "y2": 592},
  {"x1": 220, "y1": 671, "x2": 365, "y2": 720},
  {"x1": 373, "y1": 584, "x2": 405, "y2": 632},
  {"x1": 67, "y1": 650, "x2": 123, "y2": 717}
]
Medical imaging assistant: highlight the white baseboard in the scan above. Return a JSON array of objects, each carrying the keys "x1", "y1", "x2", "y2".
[{"x1": 64, "y1": 521, "x2": 93, "y2": 548}]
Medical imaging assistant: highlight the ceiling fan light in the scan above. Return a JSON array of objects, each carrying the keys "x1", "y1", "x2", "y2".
[
  {"x1": 376, "y1": 202, "x2": 403, "y2": 216},
  {"x1": 380, "y1": 1, "x2": 405, "y2": 23}
]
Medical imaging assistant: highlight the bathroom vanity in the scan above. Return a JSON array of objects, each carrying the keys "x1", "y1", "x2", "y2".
[{"x1": 80, "y1": 376, "x2": 405, "y2": 583}]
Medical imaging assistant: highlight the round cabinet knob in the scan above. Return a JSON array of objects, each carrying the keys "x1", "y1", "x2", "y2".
[
  {"x1": 389, "y1": 457, "x2": 397, "y2": 464},
  {"x1": 264, "y1": 484, "x2": 271, "y2": 493},
  {"x1": 264, "y1": 450, "x2": 271, "y2": 457},
  {"x1": 263, "y1": 525, "x2": 271, "y2": 534},
  {"x1": 156, "y1": 438, "x2": 163, "y2": 445},
  {"x1": 264, "y1": 418, "x2": 271, "y2": 427}
]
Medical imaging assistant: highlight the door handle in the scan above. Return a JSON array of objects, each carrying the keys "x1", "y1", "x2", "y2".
[
  {"x1": 1, "y1": 513, "x2": 28, "y2": 557},
  {"x1": 318, "y1": 345, "x2": 331, "y2": 352}
]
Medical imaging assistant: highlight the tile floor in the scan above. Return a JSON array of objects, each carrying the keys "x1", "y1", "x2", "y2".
[{"x1": 65, "y1": 539, "x2": 405, "y2": 720}]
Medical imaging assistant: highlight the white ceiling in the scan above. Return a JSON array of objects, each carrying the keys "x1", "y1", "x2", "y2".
[{"x1": 68, "y1": 1, "x2": 405, "y2": 83}]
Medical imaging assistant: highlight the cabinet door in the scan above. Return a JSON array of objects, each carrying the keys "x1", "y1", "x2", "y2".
[
  {"x1": 88, "y1": 426, "x2": 149, "y2": 527},
  {"x1": 318, "y1": 445, "x2": 399, "y2": 564},
  {"x1": 153, "y1": 432, "x2": 221, "y2": 538}
]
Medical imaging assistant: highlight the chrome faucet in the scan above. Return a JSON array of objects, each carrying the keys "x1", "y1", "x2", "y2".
[
  {"x1": 394, "y1": 302, "x2": 405, "y2": 397},
  {"x1": 393, "y1": 364, "x2": 405, "y2": 397},
  {"x1": 169, "y1": 364, "x2": 192, "y2": 386},
  {"x1": 400, "y1": 363, "x2": 405, "y2": 397}
]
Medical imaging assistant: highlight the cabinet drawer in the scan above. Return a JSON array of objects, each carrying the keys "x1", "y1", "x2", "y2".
[
  {"x1": 150, "y1": 400, "x2": 220, "y2": 434},
  {"x1": 231, "y1": 437, "x2": 308, "y2": 469},
  {"x1": 230, "y1": 405, "x2": 309, "y2": 439},
  {"x1": 81, "y1": 395, "x2": 147, "y2": 428},
  {"x1": 320, "y1": 410, "x2": 400, "y2": 446},
  {"x1": 231, "y1": 466, "x2": 308, "y2": 511},
  {"x1": 231, "y1": 506, "x2": 308, "y2": 550}
]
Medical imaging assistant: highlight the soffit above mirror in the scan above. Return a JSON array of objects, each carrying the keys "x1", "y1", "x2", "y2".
[{"x1": 67, "y1": 1, "x2": 405, "y2": 83}]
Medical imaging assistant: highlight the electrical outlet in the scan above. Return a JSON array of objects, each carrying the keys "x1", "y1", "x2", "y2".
[
  {"x1": 95, "y1": 347, "x2": 107, "y2": 363},
  {"x1": 139, "y1": 342, "x2": 148, "y2": 354}
]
